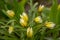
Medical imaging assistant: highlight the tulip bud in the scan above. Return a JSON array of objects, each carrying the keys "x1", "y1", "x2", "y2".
[
  {"x1": 7, "y1": 10, "x2": 15, "y2": 18},
  {"x1": 45, "y1": 21, "x2": 55, "y2": 29},
  {"x1": 27, "y1": 27, "x2": 33, "y2": 38},
  {"x1": 58, "y1": 4, "x2": 60, "y2": 10},
  {"x1": 34, "y1": 16, "x2": 43, "y2": 23},
  {"x1": 8, "y1": 26, "x2": 14, "y2": 34},
  {"x1": 20, "y1": 12, "x2": 28, "y2": 22},
  {"x1": 20, "y1": 18, "x2": 27, "y2": 27},
  {"x1": 38, "y1": 5, "x2": 44, "y2": 12}
]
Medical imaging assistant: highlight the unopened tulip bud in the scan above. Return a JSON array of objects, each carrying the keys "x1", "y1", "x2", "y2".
[
  {"x1": 58, "y1": 4, "x2": 60, "y2": 10},
  {"x1": 34, "y1": 16, "x2": 43, "y2": 23},
  {"x1": 38, "y1": 5, "x2": 44, "y2": 12},
  {"x1": 45, "y1": 21, "x2": 55, "y2": 29},
  {"x1": 20, "y1": 18, "x2": 27, "y2": 27},
  {"x1": 8, "y1": 26, "x2": 14, "y2": 34},
  {"x1": 7, "y1": 10, "x2": 15, "y2": 18},
  {"x1": 27, "y1": 27, "x2": 33, "y2": 38},
  {"x1": 20, "y1": 12, "x2": 28, "y2": 22}
]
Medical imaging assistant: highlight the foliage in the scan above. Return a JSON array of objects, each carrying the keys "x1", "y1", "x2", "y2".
[{"x1": 0, "y1": 0, "x2": 60, "y2": 40}]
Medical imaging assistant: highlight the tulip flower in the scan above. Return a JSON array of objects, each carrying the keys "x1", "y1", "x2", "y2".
[
  {"x1": 7, "y1": 10, "x2": 15, "y2": 18},
  {"x1": 34, "y1": 16, "x2": 43, "y2": 23},
  {"x1": 20, "y1": 18, "x2": 27, "y2": 27},
  {"x1": 8, "y1": 26, "x2": 14, "y2": 34},
  {"x1": 58, "y1": 4, "x2": 60, "y2": 10},
  {"x1": 20, "y1": 12, "x2": 28, "y2": 22},
  {"x1": 45, "y1": 21, "x2": 55, "y2": 29},
  {"x1": 38, "y1": 5, "x2": 44, "y2": 12},
  {"x1": 27, "y1": 27, "x2": 33, "y2": 38}
]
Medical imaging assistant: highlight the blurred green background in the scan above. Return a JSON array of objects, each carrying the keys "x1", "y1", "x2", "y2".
[{"x1": 0, "y1": 0, "x2": 60, "y2": 40}]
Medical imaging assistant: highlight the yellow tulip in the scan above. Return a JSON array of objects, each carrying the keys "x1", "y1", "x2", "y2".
[
  {"x1": 34, "y1": 16, "x2": 43, "y2": 23},
  {"x1": 58, "y1": 4, "x2": 60, "y2": 10},
  {"x1": 20, "y1": 12, "x2": 28, "y2": 22},
  {"x1": 38, "y1": 5, "x2": 44, "y2": 12},
  {"x1": 7, "y1": 10, "x2": 15, "y2": 18},
  {"x1": 8, "y1": 26, "x2": 14, "y2": 34},
  {"x1": 20, "y1": 18, "x2": 27, "y2": 27},
  {"x1": 27, "y1": 27, "x2": 33, "y2": 38},
  {"x1": 45, "y1": 21, "x2": 55, "y2": 29}
]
